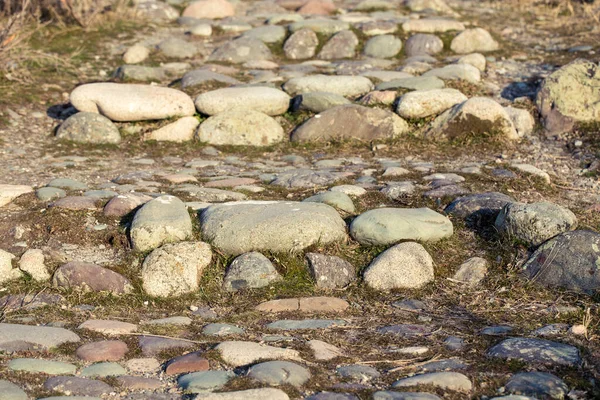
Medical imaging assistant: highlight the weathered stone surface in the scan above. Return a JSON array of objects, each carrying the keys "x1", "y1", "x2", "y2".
[
  {"x1": 130, "y1": 195, "x2": 193, "y2": 252},
  {"x1": 223, "y1": 252, "x2": 281, "y2": 292},
  {"x1": 505, "y1": 371, "x2": 568, "y2": 399},
  {"x1": 404, "y1": 34, "x2": 443, "y2": 57},
  {"x1": 364, "y1": 242, "x2": 434, "y2": 290},
  {"x1": 0, "y1": 185, "x2": 33, "y2": 207},
  {"x1": 425, "y1": 97, "x2": 518, "y2": 140},
  {"x1": 392, "y1": 372, "x2": 472, "y2": 393},
  {"x1": 291, "y1": 92, "x2": 351, "y2": 113},
  {"x1": 123, "y1": 44, "x2": 149, "y2": 64},
  {"x1": 142, "y1": 242, "x2": 212, "y2": 297},
  {"x1": 402, "y1": 18, "x2": 464, "y2": 33},
  {"x1": 125, "y1": 358, "x2": 161, "y2": 373},
  {"x1": 457, "y1": 53, "x2": 487, "y2": 71},
  {"x1": 536, "y1": 59, "x2": 600, "y2": 134},
  {"x1": 70, "y1": 83, "x2": 195, "y2": 122},
  {"x1": 194, "y1": 388, "x2": 290, "y2": 400},
  {"x1": 495, "y1": 201, "x2": 577, "y2": 247},
  {"x1": 174, "y1": 185, "x2": 247, "y2": 202},
  {"x1": 208, "y1": 37, "x2": 272, "y2": 63},
  {"x1": 306, "y1": 253, "x2": 355, "y2": 289},
  {"x1": 216, "y1": 341, "x2": 301, "y2": 367},
  {"x1": 196, "y1": 109, "x2": 285, "y2": 146},
  {"x1": 373, "y1": 392, "x2": 441, "y2": 400},
  {"x1": 378, "y1": 324, "x2": 434, "y2": 338},
  {"x1": 0, "y1": 380, "x2": 27, "y2": 400},
  {"x1": 337, "y1": 365, "x2": 380, "y2": 382},
  {"x1": 256, "y1": 297, "x2": 349, "y2": 313},
  {"x1": 44, "y1": 376, "x2": 114, "y2": 397},
  {"x1": 80, "y1": 362, "x2": 126, "y2": 378},
  {"x1": 364, "y1": 35, "x2": 402, "y2": 58},
  {"x1": 289, "y1": 19, "x2": 350, "y2": 35},
  {"x1": 284, "y1": 28, "x2": 319, "y2": 60},
  {"x1": 50, "y1": 196, "x2": 98, "y2": 210},
  {"x1": 104, "y1": 193, "x2": 152, "y2": 217},
  {"x1": 181, "y1": 69, "x2": 239, "y2": 89},
  {"x1": 195, "y1": 87, "x2": 290, "y2": 116},
  {"x1": 522, "y1": 230, "x2": 600, "y2": 293},
  {"x1": 76, "y1": 340, "x2": 128, "y2": 362},
  {"x1": 283, "y1": 75, "x2": 374, "y2": 97},
  {"x1": 9, "y1": 358, "x2": 77, "y2": 375},
  {"x1": 451, "y1": 28, "x2": 499, "y2": 53},
  {"x1": 452, "y1": 257, "x2": 488, "y2": 286},
  {"x1": 0, "y1": 323, "x2": 80, "y2": 350},
  {"x1": 145, "y1": 117, "x2": 199, "y2": 142},
  {"x1": 200, "y1": 201, "x2": 347, "y2": 255},
  {"x1": 114, "y1": 65, "x2": 166, "y2": 82},
  {"x1": 445, "y1": 192, "x2": 514, "y2": 222},
  {"x1": 375, "y1": 76, "x2": 444, "y2": 91},
  {"x1": 182, "y1": 0, "x2": 235, "y2": 19},
  {"x1": 165, "y1": 352, "x2": 210, "y2": 375},
  {"x1": 243, "y1": 25, "x2": 286, "y2": 43},
  {"x1": 292, "y1": 105, "x2": 409, "y2": 142},
  {"x1": 308, "y1": 339, "x2": 344, "y2": 360},
  {"x1": 247, "y1": 361, "x2": 311, "y2": 387},
  {"x1": 178, "y1": 371, "x2": 235, "y2": 393},
  {"x1": 270, "y1": 169, "x2": 344, "y2": 188},
  {"x1": 422, "y1": 64, "x2": 481, "y2": 83},
  {"x1": 0, "y1": 249, "x2": 21, "y2": 284},
  {"x1": 57, "y1": 112, "x2": 121, "y2": 144},
  {"x1": 53, "y1": 262, "x2": 132, "y2": 294},
  {"x1": 79, "y1": 320, "x2": 137, "y2": 335},
  {"x1": 504, "y1": 106, "x2": 534, "y2": 137},
  {"x1": 396, "y1": 89, "x2": 467, "y2": 119},
  {"x1": 303, "y1": 191, "x2": 355, "y2": 213},
  {"x1": 350, "y1": 207, "x2": 453, "y2": 246},
  {"x1": 487, "y1": 337, "x2": 581, "y2": 366},
  {"x1": 266, "y1": 319, "x2": 346, "y2": 330},
  {"x1": 138, "y1": 336, "x2": 194, "y2": 357},
  {"x1": 202, "y1": 323, "x2": 244, "y2": 336},
  {"x1": 116, "y1": 375, "x2": 163, "y2": 390},
  {"x1": 318, "y1": 30, "x2": 358, "y2": 60}
]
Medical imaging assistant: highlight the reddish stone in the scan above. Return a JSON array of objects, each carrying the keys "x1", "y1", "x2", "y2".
[
  {"x1": 103, "y1": 193, "x2": 152, "y2": 217},
  {"x1": 165, "y1": 351, "x2": 210, "y2": 375},
  {"x1": 52, "y1": 262, "x2": 132, "y2": 294},
  {"x1": 50, "y1": 196, "x2": 97, "y2": 210},
  {"x1": 298, "y1": 0, "x2": 336, "y2": 15},
  {"x1": 76, "y1": 340, "x2": 128, "y2": 361}
]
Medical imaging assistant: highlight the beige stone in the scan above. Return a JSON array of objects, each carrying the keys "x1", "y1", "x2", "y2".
[{"x1": 145, "y1": 116, "x2": 199, "y2": 142}]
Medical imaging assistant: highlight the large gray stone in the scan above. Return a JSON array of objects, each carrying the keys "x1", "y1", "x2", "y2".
[
  {"x1": 536, "y1": 59, "x2": 600, "y2": 134},
  {"x1": 289, "y1": 19, "x2": 350, "y2": 35},
  {"x1": 444, "y1": 192, "x2": 514, "y2": 222},
  {"x1": 284, "y1": 28, "x2": 319, "y2": 60},
  {"x1": 306, "y1": 253, "x2": 355, "y2": 289},
  {"x1": 373, "y1": 392, "x2": 441, "y2": 400},
  {"x1": 0, "y1": 323, "x2": 79, "y2": 351},
  {"x1": 350, "y1": 207, "x2": 453, "y2": 246},
  {"x1": 404, "y1": 34, "x2": 443, "y2": 57},
  {"x1": 178, "y1": 371, "x2": 235, "y2": 393},
  {"x1": 392, "y1": 372, "x2": 472, "y2": 393},
  {"x1": 292, "y1": 105, "x2": 409, "y2": 142},
  {"x1": 70, "y1": 83, "x2": 195, "y2": 122},
  {"x1": 318, "y1": 30, "x2": 359, "y2": 60},
  {"x1": 450, "y1": 28, "x2": 499, "y2": 53},
  {"x1": 142, "y1": 242, "x2": 212, "y2": 297},
  {"x1": 181, "y1": 69, "x2": 240, "y2": 89},
  {"x1": 487, "y1": 337, "x2": 581, "y2": 367},
  {"x1": 44, "y1": 376, "x2": 114, "y2": 397},
  {"x1": 363, "y1": 242, "x2": 434, "y2": 290},
  {"x1": 375, "y1": 76, "x2": 444, "y2": 91},
  {"x1": 57, "y1": 112, "x2": 121, "y2": 144},
  {"x1": 303, "y1": 191, "x2": 355, "y2": 213},
  {"x1": 196, "y1": 109, "x2": 285, "y2": 146},
  {"x1": 200, "y1": 201, "x2": 347, "y2": 255},
  {"x1": 283, "y1": 75, "x2": 374, "y2": 97},
  {"x1": 364, "y1": 35, "x2": 402, "y2": 58},
  {"x1": 522, "y1": 230, "x2": 600, "y2": 294},
  {"x1": 247, "y1": 361, "x2": 310, "y2": 387},
  {"x1": 194, "y1": 87, "x2": 290, "y2": 116},
  {"x1": 422, "y1": 64, "x2": 481, "y2": 84},
  {"x1": 243, "y1": 25, "x2": 286, "y2": 43},
  {"x1": 495, "y1": 201, "x2": 577, "y2": 247},
  {"x1": 291, "y1": 92, "x2": 351, "y2": 113},
  {"x1": 8, "y1": 358, "x2": 77, "y2": 375},
  {"x1": 130, "y1": 195, "x2": 193, "y2": 252}
]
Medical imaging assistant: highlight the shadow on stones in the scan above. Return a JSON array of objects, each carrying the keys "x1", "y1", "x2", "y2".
[
  {"x1": 47, "y1": 103, "x2": 77, "y2": 121},
  {"x1": 500, "y1": 78, "x2": 541, "y2": 101}
]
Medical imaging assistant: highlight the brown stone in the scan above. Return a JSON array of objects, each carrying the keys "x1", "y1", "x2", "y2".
[
  {"x1": 298, "y1": 0, "x2": 336, "y2": 14},
  {"x1": 165, "y1": 351, "x2": 210, "y2": 375},
  {"x1": 52, "y1": 262, "x2": 132, "y2": 294},
  {"x1": 50, "y1": 196, "x2": 98, "y2": 210},
  {"x1": 76, "y1": 340, "x2": 128, "y2": 361},
  {"x1": 256, "y1": 297, "x2": 349, "y2": 313},
  {"x1": 103, "y1": 193, "x2": 152, "y2": 217}
]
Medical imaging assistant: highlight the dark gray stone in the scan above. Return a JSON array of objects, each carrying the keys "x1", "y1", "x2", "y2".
[
  {"x1": 505, "y1": 371, "x2": 568, "y2": 399},
  {"x1": 44, "y1": 376, "x2": 114, "y2": 397},
  {"x1": 487, "y1": 337, "x2": 581, "y2": 367},
  {"x1": 306, "y1": 253, "x2": 356, "y2": 289}
]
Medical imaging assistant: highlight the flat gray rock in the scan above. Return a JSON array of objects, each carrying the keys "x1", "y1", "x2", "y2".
[
  {"x1": 350, "y1": 207, "x2": 453, "y2": 246},
  {"x1": 8, "y1": 358, "x2": 77, "y2": 375},
  {"x1": 44, "y1": 376, "x2": 114, "y2": 397},
  {"x1": 270, "y1": 169, "x2": 344, "y2": 188},
  {"x1": 0, "y1": 323, "x2": 80, "y2": 351},
  {"x1": 375, "y1": 76, "x2": 444, "y2": 91},
  {"x1": 200, "y1": 201, "x2": 347, "y2": 255},
  {"x1": 202, "y1": 323, "x2": 245, "y2": 336},
  {"x1": 178, "y1": 371, "x2": 235, "y2": 393},
  {"x1": 194, "y1": 388, "x2": 290, "y2": 400},
  {"x1": 243, "y1": 25, "x2": 286, "y2": 43},
  {"x1": 80, "y1": 362, "x2": 126, "y2": 377},
  {"x1": 181, "y1": 69, "x2": 240, "y2": 89},
  {"x1": 291, "y1": 92, "x2": 351, "y2": 113},
  {"x1": 52, "y1": 261, "x2": 132, "y2": 294},
  {"x1": 522, "y1": 230, "x2": 600, "y2": 293},
  {"x1": 247, "y1": 361, "x2": 310, "y2": 387},
  {"x1": 392, "y1": 372, "x2": 472, "y2": 393},
  {"x1": 194, "y1": 87, "x2": 290, "y2": 116},
  {"x1": 487, "y1": 337, "x2": 581, "y2": 367},
  {"x1": 215, "y1": 341, "x2": 301, "y2": 367},
  {"x1": 373, "y1": 392, "x2": 441, "y2": 400},
  {"x1": 337, "y1": 365, "x2": 381, "y2": 382},
  {"x1": 444, "y1": 192, "x2": 514, "y2": 223},
  {"x1": 130, "y1": 195, "x2": 193, "y2": 252},
  {"x1": 505, "y1": 371, "x2": 568, "y2": 399},
  {"x1": 0, "y1": 380, "x2": 27, "y2": 400},
  {"x1": 284, "y1": 75, "x2": 373, "y2": 97},
  {"x1": 208, "y1": 37, "x2": 272, "y2": 64},
  {"x1": 378, "y1": 324, "x2": 433, "y2": 337},
  {"x1": 289, "y1": 19, "x2": 350, "y2": 35}
]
